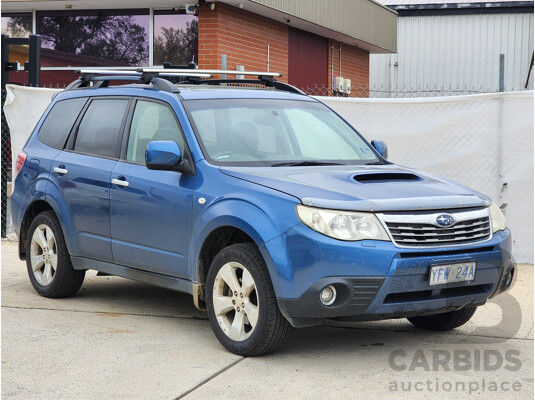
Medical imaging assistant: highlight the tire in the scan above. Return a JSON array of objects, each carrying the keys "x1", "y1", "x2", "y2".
[
  {"x1": 206, "y1": 243, "x2": 292, "y2": 356},
  {"x1": 407, "y1": 306, "x2": 478, "y2": 331},
  {"x1": 26, "y1": 211, "x2": 85, "y2": 298}
]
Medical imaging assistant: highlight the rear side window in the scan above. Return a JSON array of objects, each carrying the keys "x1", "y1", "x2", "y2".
[
  {"x1": 38, "y1": 97, "x2": 86, "y2": 149},
  {"x1": 74, "y1": 99, "x2": 129, "y2": 158}
]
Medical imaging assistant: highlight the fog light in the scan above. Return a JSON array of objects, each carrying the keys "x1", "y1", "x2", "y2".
[{"x1": 320, "y1": 285, "x2": 337, "y2": 306}]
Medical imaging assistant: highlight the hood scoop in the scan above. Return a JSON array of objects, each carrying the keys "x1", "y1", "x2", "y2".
[{"x1": 353, "y1": 172, "x2": 424, "y2": 184}]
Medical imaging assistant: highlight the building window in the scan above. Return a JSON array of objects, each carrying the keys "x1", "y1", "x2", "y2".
[
  {"x1": 36, "y1": 10, "x2": 150, "y2": 66},
  {"x1": 1, "y1": 13, "x2": 32, "y2": 37},
  {"x1": 153, "y1": 11, "x2": 198, "y2": 66}
]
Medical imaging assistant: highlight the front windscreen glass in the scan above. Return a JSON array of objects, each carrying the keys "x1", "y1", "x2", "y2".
[{"x1": 184, "y1": 99, "x2": 379, "y2": 166}]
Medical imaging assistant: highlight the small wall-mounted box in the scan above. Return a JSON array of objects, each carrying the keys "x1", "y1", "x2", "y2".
[
  {"x1": 334, "y1": 76, "x2": 344, "y2": 92},
  {"x1": 343, "y1": 79, "x2": 351, "y2": 94}
]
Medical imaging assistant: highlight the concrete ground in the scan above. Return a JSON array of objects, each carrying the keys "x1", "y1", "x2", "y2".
[{"x1": 1, "y1": 239, "x2": 533, "y2": 400}]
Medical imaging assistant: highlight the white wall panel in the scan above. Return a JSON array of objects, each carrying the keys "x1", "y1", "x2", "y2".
[{"x1": 370, "y1": 12, "x2": 534, "y2": 96}]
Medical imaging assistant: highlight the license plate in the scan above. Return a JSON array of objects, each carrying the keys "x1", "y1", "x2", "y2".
[{"x1": 429, "y1": 262, "x2": 476, "y2": 286}]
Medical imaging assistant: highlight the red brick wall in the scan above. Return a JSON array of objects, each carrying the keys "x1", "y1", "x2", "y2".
[
  {"x1": 198, "y1": 3, "x2": 288, "y2": 82},
  {"x1": 328, "y1": 40, "x2": 369, "y2": 97},
  {"x1": 198, "y1": 5, "x2": 369, "y2": 96}
]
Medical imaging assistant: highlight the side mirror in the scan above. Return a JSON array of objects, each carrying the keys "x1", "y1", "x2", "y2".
[
  {"x1": 371, "y1": 140, "x2": 388, "y2": 159},
  {"x1": 145, "y1": 141, "x2": 194, "y2": 175}
]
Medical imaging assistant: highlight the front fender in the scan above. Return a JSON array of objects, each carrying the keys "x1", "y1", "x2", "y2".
[{"x1": 189, "y1": 197, "x2": 299, "y2": 297}]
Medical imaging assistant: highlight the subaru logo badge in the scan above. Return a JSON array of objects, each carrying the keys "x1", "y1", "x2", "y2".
[{"x1": 436, "y1": 214, "x2": 455, "y2": 227}]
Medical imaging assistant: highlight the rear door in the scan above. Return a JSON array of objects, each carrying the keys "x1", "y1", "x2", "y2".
[
  {"x1": 109, "y1": 98, "x2": 195, "y2": 278},
  {"x1": 50, "y1": 97, "x2": 130, "y2": 262}
]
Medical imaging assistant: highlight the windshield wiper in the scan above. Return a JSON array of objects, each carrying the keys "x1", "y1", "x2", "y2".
[
  {"x1": 271, "y1": 161, "x2": 343, "y2": 167},
  {"x1": 365, "y1": 161, "x2": 385, "y2": 165}
]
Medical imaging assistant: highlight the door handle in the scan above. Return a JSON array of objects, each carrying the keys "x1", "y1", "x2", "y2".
[
  {"x1": 112, "y1": 177, "x2": 129, "y2": 187},
  {"x1": 53, "y1": 165, "x2": 68, "y2": 175}
]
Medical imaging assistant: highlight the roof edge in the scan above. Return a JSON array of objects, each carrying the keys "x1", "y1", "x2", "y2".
[{"x1": 388, "y1": 1, "x2": 533, "y2": 11}]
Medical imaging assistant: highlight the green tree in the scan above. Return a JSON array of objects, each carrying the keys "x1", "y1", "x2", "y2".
[
  {"x1": 6, "y1": 16, "x2": 32, "y2": 38},
  {"x1": 154, "y1": 20, "x2": 198, "y2": 65},
  {"x1": 35, "y1": 15, "x2": 148, "y2": 65}
]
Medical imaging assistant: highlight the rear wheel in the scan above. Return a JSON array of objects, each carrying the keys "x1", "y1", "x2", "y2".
[
  {"x1": 206, "y1": 243, "x2": 291, "y2": 356},
  {"x1": 26, "y1": 211, "x2": 85, "y2": 298},
  {"x1": 407, "y1": 306, "x2": 478, "y2": 331}
]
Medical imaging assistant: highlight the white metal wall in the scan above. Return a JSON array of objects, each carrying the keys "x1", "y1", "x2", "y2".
[{"x1": 370, "y1": 12, "x2": 534, "y2": 95}]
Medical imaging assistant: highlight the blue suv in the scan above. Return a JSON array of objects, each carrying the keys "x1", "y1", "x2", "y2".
[{"x1": 11, "y1": 69, "x2": 514, "y2": 356}]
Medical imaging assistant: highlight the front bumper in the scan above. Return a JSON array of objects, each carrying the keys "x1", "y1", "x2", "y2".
[{"x1": 263, "y1": 225, "x2": 513, "y2": 327}]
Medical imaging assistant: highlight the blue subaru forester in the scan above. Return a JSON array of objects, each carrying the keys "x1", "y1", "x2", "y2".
[{"x1": 11, "y1": 69, "x2": 514, "y2": 355}]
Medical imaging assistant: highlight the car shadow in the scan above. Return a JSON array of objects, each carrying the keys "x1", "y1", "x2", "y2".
[{"x1": 63, "y1": 273, "x2": 506, "y2": 354}]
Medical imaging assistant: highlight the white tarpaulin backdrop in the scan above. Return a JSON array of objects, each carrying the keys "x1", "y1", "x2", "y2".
[
  {"x1": 4, "y1": 85, "x2": 534, "y2": 262},
  {"x1": 4, "y1": 85, "x2": 61, "y2": 181}
]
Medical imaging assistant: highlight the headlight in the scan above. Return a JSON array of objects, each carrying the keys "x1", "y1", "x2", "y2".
[
  {"x1": 296, "y1": 204, "x2": 390, "y2": 241},
  {"x1": 489, "y1": 202, "x2": 506, "y2": 233}
]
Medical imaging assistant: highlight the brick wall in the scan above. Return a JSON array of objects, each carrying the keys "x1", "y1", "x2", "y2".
[
  {"x1": 328, "y1": 40, "x2": 369, "y2": 96},
  {"x1": 198, "y1": 3, "x2": 289, "y2": 82},
  {"x1": 198, "y1": 5, "x2": 369, "y2": 95}
]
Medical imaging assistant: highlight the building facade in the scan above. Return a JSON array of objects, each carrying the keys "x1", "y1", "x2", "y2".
[{"x1": 1, "y1": 0, "x2": 397, "y2": 95}]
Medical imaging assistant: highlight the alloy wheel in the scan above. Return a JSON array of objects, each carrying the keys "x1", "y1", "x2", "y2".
[
  {"x1": 30, "y1": 224, "x2": 57, "y2": 286},
  {"x1": 212, "y1": 261, "x2": 259, "y2": 341}
]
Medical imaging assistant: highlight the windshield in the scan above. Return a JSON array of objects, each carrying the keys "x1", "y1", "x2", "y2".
[{"x1": 184, "y1": 98, "x2": 380, "y2": 166}]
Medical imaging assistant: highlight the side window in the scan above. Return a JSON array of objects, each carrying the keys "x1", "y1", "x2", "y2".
[
  {"x1": 38, "y1": 97, "x2": 86, "y2": 149},
  {"x1": 126, "y1": 100, "x2": 185, "y2": 164},
  {"x1": 73, "y1": 99, "x2": 129, "y2": 158}
]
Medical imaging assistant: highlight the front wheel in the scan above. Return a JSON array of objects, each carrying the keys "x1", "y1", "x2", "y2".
[
  {"x1": 206, "y1": 243, "x2": 291, "y2": 356},
  {"x1": 26, "y1": 211, "x2": 85, "y2": 298},
  {"x1": 407, "y1": 306, "x2": 478, "y2": 331}
]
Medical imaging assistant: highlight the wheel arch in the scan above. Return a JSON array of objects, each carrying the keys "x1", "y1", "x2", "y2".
[
  {"x1": 19, "y1": 200, "x2": 56, "y2": 260},
  {"x1": 19, "y1": 192, "x2": 77, "y2": 260},
  {"x1": 196, "y1": 225, "x2": 257, "y2": 289},
  {"x1": 190, "y1": 200, "x2": 287, "y2": 308}
]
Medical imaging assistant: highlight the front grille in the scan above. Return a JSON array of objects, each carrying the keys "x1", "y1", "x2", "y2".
[
  {"x1": 379, "y1": 208, "x2": 492, "y2": 247},
  {"x1": 386, "y1": 217, "x2": 491, "y2": 246}
]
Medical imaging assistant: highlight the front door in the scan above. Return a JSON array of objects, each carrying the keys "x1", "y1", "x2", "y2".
[{"x1": 110, "y1": 99, "x2": 195, "y2": 278}]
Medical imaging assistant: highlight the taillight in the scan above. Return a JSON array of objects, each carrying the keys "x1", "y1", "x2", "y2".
[{"x1": 15, "y1": 150, "x2": 27, "y2": 175}]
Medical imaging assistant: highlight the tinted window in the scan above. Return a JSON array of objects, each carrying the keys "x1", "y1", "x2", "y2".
[
  {"x1": 126, "y1": 100, "x2": 184, "y2": 164},
  {"x1": 74, "y1": 99, "x2": 128, "y2": 158},
  {"x1": 153, "y1": 12, "x2": 198, "y2": 65},
  {"x1": 38, "y1": 98, "x2": 86, "y2": 149},
  {"x1": 2, "y1": 14, "x2": 32, "y2": 38},
  {"x1": 37, "y1": 11, "x2": 149, "y2": 66}
]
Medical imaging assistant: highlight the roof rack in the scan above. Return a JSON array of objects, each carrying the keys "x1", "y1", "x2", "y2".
[
  {"x1": 65, "y1": 68, "x2": 305, "y2": 95},
  {"x1": 65, "y1": 69, "x2": 212, "y2": 92},
  {"x1": 138, "y1": 68, "x2": 304, "y2": 94},
  {"x1": 139, "y1": 68, "x2": 282, "y2": 78}
]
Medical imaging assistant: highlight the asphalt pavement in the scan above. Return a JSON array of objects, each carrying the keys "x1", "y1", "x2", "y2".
[{"x1": 1, "y1": 239, "x2": 533, "y2": 400}]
